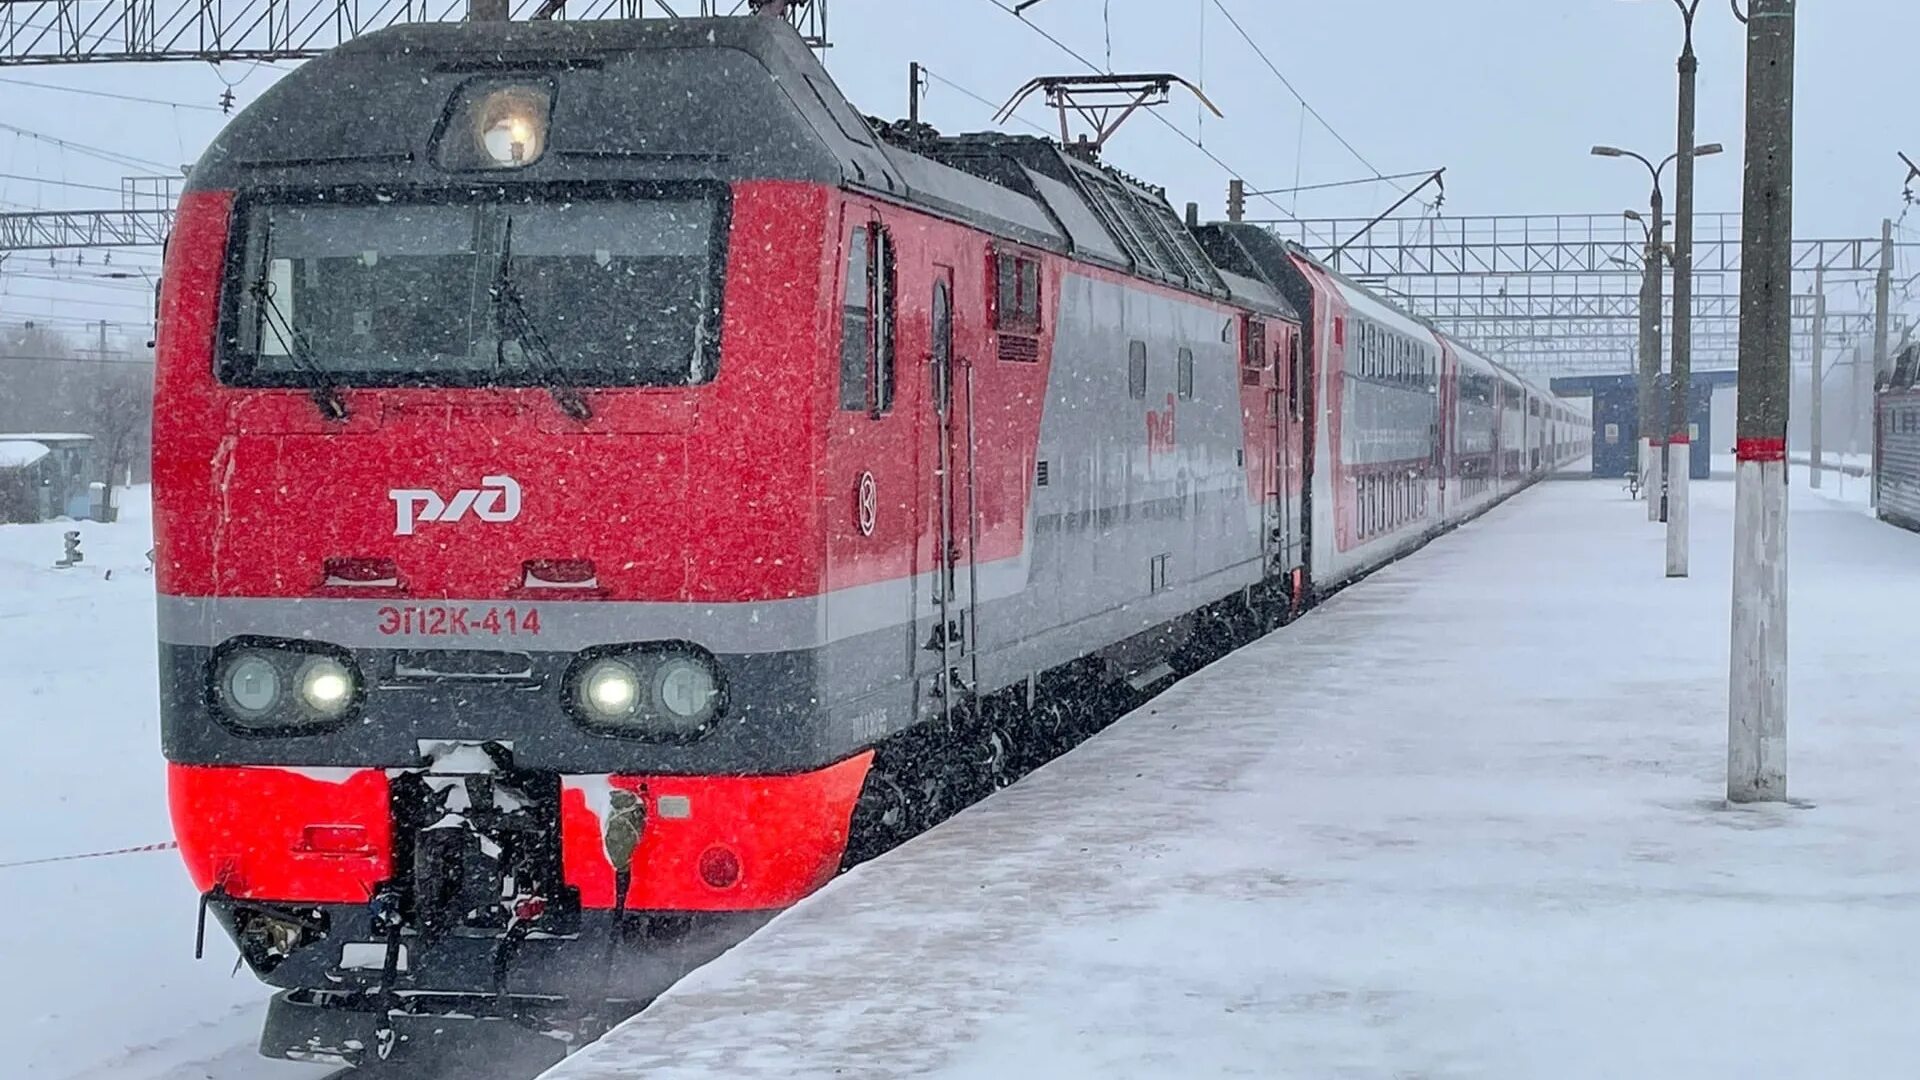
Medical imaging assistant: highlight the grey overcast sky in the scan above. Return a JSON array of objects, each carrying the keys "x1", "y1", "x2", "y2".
[{"x1": 5, "y1": 0, "x2": 1918, "y2": 336}]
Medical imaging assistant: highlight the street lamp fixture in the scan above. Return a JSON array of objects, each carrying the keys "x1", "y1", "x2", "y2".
[
  {"x1": 1590, "y1": 143, "x2": 1723, "y2": 178},
  {"x1": 1592, "y1": 137, "x2": 1722, "y2": 532},
  {"x1": 1623, "y1": 209, "x2": 1650, "y2": 244}
]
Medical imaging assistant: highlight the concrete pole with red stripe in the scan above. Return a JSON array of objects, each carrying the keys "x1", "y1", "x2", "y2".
[{"x1": 1728, "y1": 0, "x2": 1793, "y2": 803}]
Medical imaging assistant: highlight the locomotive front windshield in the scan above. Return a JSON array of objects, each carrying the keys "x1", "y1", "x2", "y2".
[{"x1": 220, "y1": 190, "x2": 724, "y2": 388}]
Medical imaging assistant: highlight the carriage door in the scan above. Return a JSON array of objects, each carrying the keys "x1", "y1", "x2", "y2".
[{"x1": 925, "y1": 268, "x2": 979, "y2": 716}]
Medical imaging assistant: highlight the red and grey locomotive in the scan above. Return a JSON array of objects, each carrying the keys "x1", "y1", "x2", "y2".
[{"x1": 153, "y1": 12, "x2": 1585, "y2": 1067}]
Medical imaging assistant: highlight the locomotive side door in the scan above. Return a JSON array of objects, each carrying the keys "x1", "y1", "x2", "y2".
[
  {"x1": 922, "y1": 265, "x2": 979, "y2": 718},
  {"x1": 1252, "y1": 318, "x2": 1285, "y2": 575},
  {"x1": 825, "y1": 205, "x2": 919, "y2": 725},
  {"x1": 1275, "y1": 322, "x2": 1302, "y2": 575}
]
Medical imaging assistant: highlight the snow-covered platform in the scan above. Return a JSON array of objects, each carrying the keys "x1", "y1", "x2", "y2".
[{"x1": 547, "y1": 475, "x2": 1920, "y2": 1080}]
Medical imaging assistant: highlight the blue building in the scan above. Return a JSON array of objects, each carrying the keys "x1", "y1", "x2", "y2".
[{"x1": 1550, "y1": 372, "x2": 1737, "y2": 481}]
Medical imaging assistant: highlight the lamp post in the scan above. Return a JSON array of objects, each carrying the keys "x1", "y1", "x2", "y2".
[
  {"x1": 1592, "y1": 142, "x2": 1723, "y2": 529},
  {"x1": 1668, "y1": 0, "x2": 1707, "y2": 579},
  {"x1": 1623, "y1": 207, "x2": 1663, "y2": 507},
  {"x1": 1810, "y1": 267, "x2": 1825, "y2": 489}
]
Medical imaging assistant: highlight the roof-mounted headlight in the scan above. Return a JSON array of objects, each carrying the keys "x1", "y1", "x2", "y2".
[{"x1": 435, "y1": 81, "x2": 553, "y2": 171}]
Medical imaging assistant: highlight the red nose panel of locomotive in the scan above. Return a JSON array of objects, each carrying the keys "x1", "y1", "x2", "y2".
[{"x1": 212, "y1": 413, "x2": 691, "y2": 609}]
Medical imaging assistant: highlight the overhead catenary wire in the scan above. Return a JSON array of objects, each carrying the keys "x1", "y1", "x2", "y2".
[
  {"x1": 0, "y1": 76, "x2": 224, "y2": 113},
  {"x1": 1251, "y1": 169, "x2": 1444, "y2": 198},
  {"x1": 1205, "y1": 0, "x2": 1398, "y2": 191},
  {"x1": 1102, "y1": 0, "x2": 1113, "y2": 72},
  {"x1": 0, "y1": 172, "x2": 139, "y2": 197},
  {"x1": 1194, "y1": 0, "x2": 1205, "y2": 144},
  {"x1": 5, "y1": 272, "x2": 156, "y2": 292},
  {"x1": 0, "y1": 287, "x2": 154, "y2": 311},
  {"x1": 921, "y1": 68, "x2": 1055, "y2": 137},
  {"x1": 0, "y1": 352, "x2": 154, "y2": 365},
  {"x1": 0, "y1": 123, "x2": 179, "y2": 175},
  {"x1": 0, "y1": 313, "x2": 151, "y2": 331},
  {"x1": 975, "y1": 0, "x2": 1333, "y2": 244},
  {"x1": 3, "y1": 273, "x2": 159, "y2": 296}
]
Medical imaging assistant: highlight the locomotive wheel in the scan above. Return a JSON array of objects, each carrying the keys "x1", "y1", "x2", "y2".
[
  {"x1": 977, "y1": 727, "x2": 1017, "y2": 789},
  {"x1": 1029, "y1": 698, "x2": 1079, "y2": 761},
  {"x1": 843, "y1": 769, "x2": 913, "y2": 868}
]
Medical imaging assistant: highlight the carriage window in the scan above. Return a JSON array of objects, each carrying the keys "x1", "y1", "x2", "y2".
[
  {"x1": 1178, "y1": 347, "x2": 1195, "y2": 400},
  {"x1": 840, "y1": 226, "x2": 871, "y2": 412},
  {"x1": 1129, "y1": 340, "x2": 1148, "y2": 400}
]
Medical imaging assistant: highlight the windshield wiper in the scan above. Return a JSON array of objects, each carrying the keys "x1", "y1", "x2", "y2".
[
  {"x1": 490, "y1": 217, "x2": 592, "y2": 422},
  {"x1": 249, "y1": 278, "x2": 349, "y2": 421}
]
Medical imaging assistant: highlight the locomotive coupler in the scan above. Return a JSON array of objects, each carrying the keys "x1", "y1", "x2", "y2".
[{"x1": 387, "y1": 741, "x2": 580, "y2": 977}]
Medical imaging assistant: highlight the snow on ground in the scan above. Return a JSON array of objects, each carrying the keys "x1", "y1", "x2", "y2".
[
  {"x1": 1787, "y1": 450, "x2": 1871, "y2": 471},
  {"x1": 549, "y1": 475, "x2": 1920, "y2": 1080},
  {"x1": 1793, "y1": 463, "x2": 1875, "y2": 512},
  {"x1": 0, "y1": 490, "x2": 327, "y2": 1080},
  {"x1": 9, "y1": 474, "x2": 1916, "y2": 1079}
]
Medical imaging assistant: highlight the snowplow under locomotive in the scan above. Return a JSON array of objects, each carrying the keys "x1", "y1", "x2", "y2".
[{"x1": 152, "y1": 14, "x2": 1587, "y2": 1067}]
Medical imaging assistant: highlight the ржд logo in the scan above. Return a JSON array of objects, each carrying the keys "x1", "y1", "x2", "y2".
[{"x1": 390, "y1": 475, "x2": 522, "y2": 536}]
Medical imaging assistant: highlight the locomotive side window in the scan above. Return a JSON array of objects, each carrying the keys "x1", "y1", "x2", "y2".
[
  {"x1": 1177, "y1": 347, "x2": 1195, "y2": 400},
  {"x1": 840, "y1": 222, "x2": 897, "y2": 416},
  {"x1": 872, "y1": 226, "x2": 897, "y2": 417},
  {"x1": 1289, "y1": 333, "x2": 1305, "y2": 419},
  {"x1": 993, "y1": 250, "x2": 1043, "y2": 333},
  {"x1": 995, "y1": 255, "x2": 1016, "y2": 327},
  {"x1": 839, "y1": 226, "x2": 872, "y2": 412},
  {"x1": 931, "y1": 279, "x2": 953, "y2": 413},
  {"x1": 1243, "y1": 317, "x2": 1267, "y2": 386},
  {"x1": 1019, "y1": 259, "x2": 1040, "y2": 326},
  {"x1": 1129, "y1": 340, "x2": 1148, "y2": 400}
]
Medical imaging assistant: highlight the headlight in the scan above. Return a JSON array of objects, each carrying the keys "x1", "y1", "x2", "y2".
[
  {"x1": 568, "y1": 649, "x2": 723, "y2": 740},
  {"x1": 434, "y1": 81, "x2": 553, "y2": 171},
  {"x1": 578, "y1": 657, "x2": 643, "y2": 724},
  {"x1": 480, "y1": 105, "x2": 544, "y2": 167},
  {"x1": 655, "y1": 655, "x2": 720, "y2": 724},
  {"x1": 213, "y1": 644, "x2": 361, "y2": 731},
  {"x1": 219, "y1": 653, "x2": 284, "y2": 721},
  {"x1": 297, "y1": 656, "x2": 356, "y2": 717}
]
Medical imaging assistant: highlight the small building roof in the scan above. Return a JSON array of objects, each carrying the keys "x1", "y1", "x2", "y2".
[
  {"x1": 0, "y1": 440, "x2": 52, "y2": 469},
  {"x1": 0, "y1": 432, "x2": 93, "y2": 444}
]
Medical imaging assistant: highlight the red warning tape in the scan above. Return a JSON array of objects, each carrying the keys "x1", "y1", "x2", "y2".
[{"x1": 0, "y1": 840, "x2": 178, "y2": 871}]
